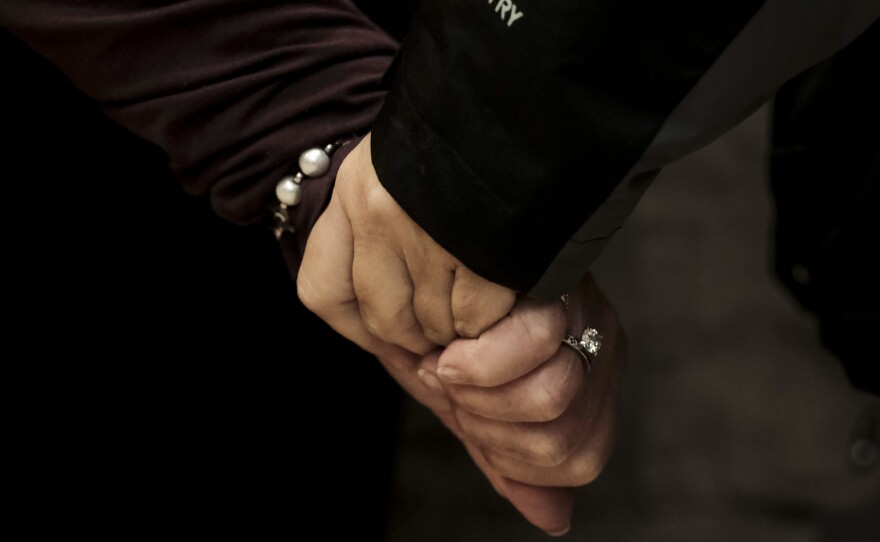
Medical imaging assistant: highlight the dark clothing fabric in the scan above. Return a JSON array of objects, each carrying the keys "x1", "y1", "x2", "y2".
[
  {"x1": 771, "y1": 21, "x2": 880, "y2": 396},
  {"x1": 2, "y1": 1, "x2": 877, "y2": 393},
  {"x1": 372, "y1": 1, "x2": 879, "y2": 297},
  {"x1": 0, "y1": 0, "x2": 398, "y2": 268},
  {"x1": 6, "y1": 1, "x2": 876, "y2": 297},
  {"x1": 4, "y1": 0, "x2": 876, "y2": 288},
  {"x1": 371, "y1": 0, "x2": 765, "y2": 291}
]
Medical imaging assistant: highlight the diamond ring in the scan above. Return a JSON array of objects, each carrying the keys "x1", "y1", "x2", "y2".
[{"x1": 562, "y1": 327, "x2": 602, "y2": 371}]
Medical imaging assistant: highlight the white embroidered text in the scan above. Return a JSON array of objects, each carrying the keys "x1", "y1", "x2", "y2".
[{"x1": 487, "y1": 0, "x2": 524, "y2": 28}]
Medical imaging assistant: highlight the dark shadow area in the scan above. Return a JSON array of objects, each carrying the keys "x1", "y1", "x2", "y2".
[{"x1": 4, "y1": 30, "x2": 401, "y2": 537}]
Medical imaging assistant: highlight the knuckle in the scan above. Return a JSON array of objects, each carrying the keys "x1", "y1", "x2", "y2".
[
  {"x1": 532, "y1": 324, "x2": 559, "y2": 359},
  {"x1": 568, "y1": 451, "x2": 604, "y2": 486},
  {"x1": 296, "y1": 280, "x2": 315, "y2": 309},
  {"x1": 454, "y1": 318, "x2": 483, "y2": 339},
  {"x1": 351, "y1": 274, "x2": 375, "y2": 303},
  {"x1": 516, "y1": 349, "x2": 583, "y2": 422},
  {"x1": 527, "y1": 316, "x2": 554, "y2": 345},
  {"x1": 451, "y1": 408, "x2": 477, "y2": 439},
  {"x1": 533, "y1": 358, "x2": 581, "y2": 421},
  {"x1": 362, "y1": 309, "x2": 402, "y2": 342},
  {"x1": 520, "y1": 311, "x2": 564, "y2": 358},
  {"x1": 364, "y1": 314, "x2": 403, "y2": 343},
  {"x1": 414, "y1": 299, "x2": 456, "y2": 345},
  {"x1": 360, "y1": 310, "x2": 387, "y2": 339},
  {"x1": 359, "y1": 298, "x2": 412, "y2": 342},
  {"x1": 362, "y1": 182, "x2": 397, "y2": 218},
  {"x1": 444, "y1": 387, "x2": 483, "y2": 416},
  {"x1": 453, "y1": 283, "x2": 480, "y2": 310},
  {"x1": 530, "y1": 384, "x2": 568, "y2": 422},
  {"x1": 296, "y1": 278, "x2": 326, "y2": 317},
  {"x1": 423, "y1": 326, "x2": 455, "y2": 346},
  {"x1": 529, "y1": 431, "x2": 575, "y2": 468}
]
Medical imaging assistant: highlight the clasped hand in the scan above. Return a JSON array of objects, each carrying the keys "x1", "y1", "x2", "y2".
[{"x1": 298, "y1": 135, "x2": 625, "y2": 535}]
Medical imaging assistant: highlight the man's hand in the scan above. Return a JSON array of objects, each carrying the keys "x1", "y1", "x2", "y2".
[
  {"x1": 381, "y1": 275, "x2": 626, "y2": 536},
  {"x1": 298, "y1": 133, "x2": 515, "y2": 355}
]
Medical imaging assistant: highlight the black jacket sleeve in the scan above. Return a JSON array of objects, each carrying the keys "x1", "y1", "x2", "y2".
[{"x1": 371, "y1": 0, "x2": 880, "y2": 296}]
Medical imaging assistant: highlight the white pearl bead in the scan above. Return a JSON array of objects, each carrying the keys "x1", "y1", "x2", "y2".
[
  {"x1": 275, "y1": 176, "x2": 302, "y2": 206},
  {"x1": 299, "y1": 147, "x2": 330, "y2": 177}
]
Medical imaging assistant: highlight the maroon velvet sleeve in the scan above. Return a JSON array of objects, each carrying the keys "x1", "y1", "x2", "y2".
[{"x1": 0, "y1": 0, "x2": 397, "y2": 272}]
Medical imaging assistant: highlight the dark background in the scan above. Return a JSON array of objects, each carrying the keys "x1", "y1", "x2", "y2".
[{"x1": 5, "y1": 29, "x2": 400, "y2": 536}]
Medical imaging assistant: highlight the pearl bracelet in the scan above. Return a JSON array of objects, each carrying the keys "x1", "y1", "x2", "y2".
[{"x1": 272, "y1": 141, "x2": 343, "y2": 240}]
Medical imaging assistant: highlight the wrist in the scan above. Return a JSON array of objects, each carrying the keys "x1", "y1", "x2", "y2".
[{"x1": 274, "y1": 135, "x2": 364, "y2": 276}]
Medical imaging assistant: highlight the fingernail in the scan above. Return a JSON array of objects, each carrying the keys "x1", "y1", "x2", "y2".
[
  {"x1": 436, "y1": 366, "x2": 464, "y2": 383},
  {"x1": 417, "y1": 369, "x2": 444, "y2": 395},
  {"x1": 546, "y1": 524, "x2": 571, "y2": 537}
]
